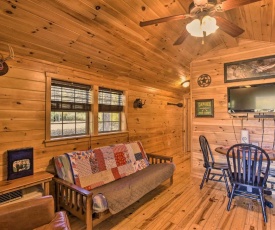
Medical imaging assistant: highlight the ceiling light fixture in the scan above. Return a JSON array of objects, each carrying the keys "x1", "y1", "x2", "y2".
[
  {"x1": 181, "y1": 80, "x2": 190, "y2": 88},
  {"x1": 186, "y1": 15, "x2": 219, "y2": 38}
]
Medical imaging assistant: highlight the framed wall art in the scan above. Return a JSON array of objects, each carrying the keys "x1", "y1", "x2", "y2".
[
  {"x1": 7, "y1": 147, "x2": 33, "y2": 180},
  {"x1": 224, "y1": 55, "x2": 275, "y2": 83},
  {"x1": 195, "y1": 99, "x2": 214, "y2": 117}
]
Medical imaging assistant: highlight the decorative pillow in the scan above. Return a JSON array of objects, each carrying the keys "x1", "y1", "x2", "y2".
[
  {"x1": 53, "y1": 155, "x2": 74, "y2": 183},
  {"x1": 93, "y1": 193, "x2": 108, "y2": 213}
]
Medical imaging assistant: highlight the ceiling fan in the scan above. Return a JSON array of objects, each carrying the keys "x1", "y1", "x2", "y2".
[{"x1": 139, "y1": 0, "x2": 261, "y2": 45}]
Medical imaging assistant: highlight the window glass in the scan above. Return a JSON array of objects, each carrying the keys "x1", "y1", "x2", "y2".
[
  {"x1": 51, "y1": 79, "x2": 91, "y2": 138},
  {"x1": 98, "y1": 87, "x2": 123, "y2": 133}
]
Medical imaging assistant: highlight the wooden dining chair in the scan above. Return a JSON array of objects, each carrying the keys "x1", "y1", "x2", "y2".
[
  {"x1": 226, "y1": 144, "x2": 271, "y2": 223},
  {"x1": 199, "y1": 135, "x2": 230, "y2": 195}
]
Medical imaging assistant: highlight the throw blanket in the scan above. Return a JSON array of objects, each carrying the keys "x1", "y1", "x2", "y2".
[{"x1": 66, "y1": 141, "x2": 149, "y2": 190}]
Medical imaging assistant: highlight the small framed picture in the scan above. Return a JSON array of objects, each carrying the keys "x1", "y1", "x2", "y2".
[
  {"x1": 7, "y1": 147, "x2": 33, "y2": 180},
  {"x1": 195, "y1": 99, "x2": 214, "y2": 117}
]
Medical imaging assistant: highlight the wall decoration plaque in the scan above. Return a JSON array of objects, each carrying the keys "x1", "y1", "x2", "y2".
[
  {"x1": 197, "y1": 74, "x2": 211, "y2": 87},
  {"x1": 195, "y1": 99, "x2": 214, "y2": 117}
]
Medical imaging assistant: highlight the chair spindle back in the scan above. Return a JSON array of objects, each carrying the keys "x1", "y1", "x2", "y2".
[{"x1": 227, "y1": 144, "x2": 270, "y2": 186}]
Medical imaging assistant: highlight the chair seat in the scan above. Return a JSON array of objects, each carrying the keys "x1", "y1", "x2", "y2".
[
  {"x1": 207, "y1": 162, "x2": 229, "y2": 170},
  {"x1": 232, "y1": 176, "x2": 266, "y2": 188}
]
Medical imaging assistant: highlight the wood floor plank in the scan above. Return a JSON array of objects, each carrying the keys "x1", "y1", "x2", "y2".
[{"x1": 67, "y1": 156, "x2": 275, "y2": 230}]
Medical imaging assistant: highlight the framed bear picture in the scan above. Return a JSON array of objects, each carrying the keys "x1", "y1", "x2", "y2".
[{"x1": 7, "y1": 147, "x2": 33, "y2": 180}]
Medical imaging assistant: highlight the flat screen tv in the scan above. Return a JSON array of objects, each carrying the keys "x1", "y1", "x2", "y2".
[{"x1": 228, "y1": 82, "x2": 275, "y2": 113}]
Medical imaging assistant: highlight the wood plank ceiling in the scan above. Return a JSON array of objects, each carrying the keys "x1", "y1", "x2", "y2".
[{"x1": 0, "y1": 0, "x2": 274, "y2": 93}]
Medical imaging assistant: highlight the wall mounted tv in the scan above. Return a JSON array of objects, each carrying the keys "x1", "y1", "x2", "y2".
[{"x1": 228, "y1": 82, "x2": 275, "y2": 113}]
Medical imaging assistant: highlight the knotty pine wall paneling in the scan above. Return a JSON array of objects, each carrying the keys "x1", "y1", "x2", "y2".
[
  {"x1": 0, "y1": 53, "x2": 186, "y2": 181},
  {"x1": 191, "y1": 39, "x2": 275, "y2": 178}
]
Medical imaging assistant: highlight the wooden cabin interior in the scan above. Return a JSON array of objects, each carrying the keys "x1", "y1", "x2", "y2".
[{"x1": 1, "y1": 0, "x2": 275, "y2": 229}]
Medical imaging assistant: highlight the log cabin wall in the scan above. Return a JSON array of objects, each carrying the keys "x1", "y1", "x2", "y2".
[
  {"x1": 191, "y1": 39, "x2": 275, "y2": 178},
  {"x1": 0, "y1": 53, "x2": 186, "y2": 181}
]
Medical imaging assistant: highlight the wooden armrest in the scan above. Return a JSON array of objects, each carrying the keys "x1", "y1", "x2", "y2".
[
  {"x1": 147, "y1": 153, "x2": 173, "y2": 164},
  {"x1": 53, "y1": 177, "x2": 93, "y2": 229},
  {"x1": 53, "y1": 177, "x2": 93, "y2": 197}
]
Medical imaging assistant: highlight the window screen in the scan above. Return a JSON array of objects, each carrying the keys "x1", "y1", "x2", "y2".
[
  {"x1": 51, "y1": 79, "x2": 91, "y2": 137},
  {"x1": 98, "y1": 87, "x2": 123, "y2": 133}
]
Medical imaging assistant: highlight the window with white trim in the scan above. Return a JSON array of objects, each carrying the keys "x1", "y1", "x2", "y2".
[
  {"x1": 51, "y1": 79, "x2": 91, "y2": 138},
  {"x1": 98, "y1": 87, "x2": 124, "y2": 133}
]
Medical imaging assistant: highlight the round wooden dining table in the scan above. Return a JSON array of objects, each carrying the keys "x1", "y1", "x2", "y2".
[{"x1": 215, "y1": 146, "x2": 275, "y2": 161}]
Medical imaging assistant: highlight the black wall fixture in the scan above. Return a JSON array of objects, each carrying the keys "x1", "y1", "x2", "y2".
[
  {"x1": 167, "y1": 102, "x2": 183, "y2": 107},
  {"x1": 133, "y1": 98, "x2": 146, "y2": 108}
]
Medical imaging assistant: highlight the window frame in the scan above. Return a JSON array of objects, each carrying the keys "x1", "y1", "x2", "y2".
[
  {"x1": 98, "y1": 87, "x2": 124, "y2": 134},
  {"x1": 45, "y1": 73, "x2": 128, "y2": 143},
  {"x1": 45, "y1": 73, "x2": 92, "y2": 141}
]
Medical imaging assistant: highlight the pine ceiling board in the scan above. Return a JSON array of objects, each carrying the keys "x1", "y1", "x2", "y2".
[
  {"x1": 2, "y1": 0, "x2": 190, "y2": 90},
  {"x1": 57, "y1": 0, "x2": 146, "y2": 42},
  {"x1": 26, "y1": 0, "x2": 120, "y2": 45},
  {"x1": 0, "y1": 30, "x2": 167, "y2": 83},
  {"x1": 158, "y1": 0, "x2": 189, "y2": 13},
  {"x1": 31, "y1": 0, "x2": 189, "y2": 76},
  {"x1": 122, "y1": 0, "x2": 190, "y2": 47},
  {"x1": 224, "y1": 9, "x2": 246, "y2": 40},
  {"x1": 0, "y1": 32, "x2": 65, "y2": 60},
  {"x1": 78, "y1": 0, "x2": 188, "y2": 71},
  {"x1": 238, "y1": 5, "x2": 255, "y2": 39},
  {"x1": 249, "y1": 2, "x2": 263, "y2": 41},
  {"x1": 70, "y1": 40, "x2": 180, "y2": 79},
  {"x1": 218, "y1": 30, "x2": 239, "y2": 49},
  {"x1": 79, "y1": 0, "x2": 189, "y2": 72},
  {"x1": 0, "y1": 5, "x2": 173, "y2": 81},
  {"x1": 59, "y1": 48, "x2": 181, "y2": 90},
  {"x1": 141, "y1": 0, "x2": 188, "y2": 19},
  {"x1": 2, "y1": 1, "x2": 80, "y2": 41},
  {"x1": 61, "y1": 35, "x2": 181, "y2": 81},
  {"x1": 139, "y1": 0, "x2": 191, "y2": 41},
  {"x1": 0, "y1": 24, "x2": 70, "y2": 59},
  {"x1": 260, "y1": 0, "x2": 273, "y2": 42},
  {"x1": 95, "y1": 0, "x2": 189, "y2": 67},
  {"x1": 177, "y1": 0, "x2": 193, "y2": 12}
]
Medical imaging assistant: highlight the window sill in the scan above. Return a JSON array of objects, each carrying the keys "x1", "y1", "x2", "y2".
[{"x1": 44, "y1": 131, "x2": 129, "y2": 147}]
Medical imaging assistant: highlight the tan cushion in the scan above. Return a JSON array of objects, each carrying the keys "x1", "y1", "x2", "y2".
[
  {"x1": 0, "y1": 195, "x2": 71, "y2": 230},
  {"x1": 0, "y1": 196, "x2": 55, "y2": 230}
]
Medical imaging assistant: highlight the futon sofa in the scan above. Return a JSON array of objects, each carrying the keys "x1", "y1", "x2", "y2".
[
  {"x1": 53, "y1": 141, "x2": 175, "y2": 229},
  {"x1": 0, "y1": 195, "x2": 71, "y2": 230}
]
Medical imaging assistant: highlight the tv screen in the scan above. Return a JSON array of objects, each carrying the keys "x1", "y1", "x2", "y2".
[{"x1": 228, "y1": 83, "x2": 275, "y2": 113}]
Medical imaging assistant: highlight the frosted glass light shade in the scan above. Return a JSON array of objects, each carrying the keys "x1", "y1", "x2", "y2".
[
  {"x1": 182, "y1": 80, "x2": 190, "y2": 88},
  {"x1": 186, "y1": 19, "x2": 203, "y2": 37},
  {"x1": 201, "y1": 16, "x2": 219, "y2": 36},
  {"x1": 186, "y1": 16, "x2": 219, "y2": 37}
]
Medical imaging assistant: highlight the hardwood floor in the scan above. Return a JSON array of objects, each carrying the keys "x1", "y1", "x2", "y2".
[{"x1": 68, "y1": 155, "x2": 275, "y2": 230}]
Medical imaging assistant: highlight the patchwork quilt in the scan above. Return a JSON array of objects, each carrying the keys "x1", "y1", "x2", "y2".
[{"x1": 66, "y1": 141, "x2": 149, "y2": 190}]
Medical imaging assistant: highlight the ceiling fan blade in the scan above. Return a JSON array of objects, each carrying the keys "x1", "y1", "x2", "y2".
[
  {"x1": 173, "y1": 29, "x2": 189, "y2": 46},
  {"x1": 221, "y1": 0, "x2": 261, "y2": 11},
  {"x1": 215, "y1": 16, "x2": 244, "y2": 37},
  {"x1": 140, "y1": 14, "x2": 190, "y2": 27}
]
